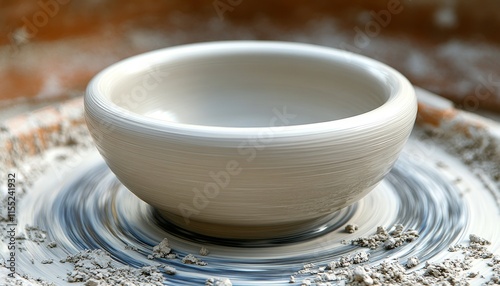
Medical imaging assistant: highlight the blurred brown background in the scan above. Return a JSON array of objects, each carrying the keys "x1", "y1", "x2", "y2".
[{"x1": 1, "y1": 0, "x2": 499, "y2": 119}]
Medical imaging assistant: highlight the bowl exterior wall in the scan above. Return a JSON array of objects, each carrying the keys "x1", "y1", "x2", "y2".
[{"x1": 85, "y1": 95, "x2": 416, "y2": 227}]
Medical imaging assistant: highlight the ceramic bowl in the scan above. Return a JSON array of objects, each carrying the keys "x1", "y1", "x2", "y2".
[{"x1": 85, "y1": 41, "x2": 417, "y2": 239}]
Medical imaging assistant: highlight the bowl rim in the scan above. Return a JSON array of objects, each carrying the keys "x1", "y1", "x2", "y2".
[{"x1": 85, "y1": 41, "x2": 416, "y2": 139}]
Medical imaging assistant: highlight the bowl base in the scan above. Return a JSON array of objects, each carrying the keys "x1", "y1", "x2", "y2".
[{"x1": 154, "y1": 207, "x2": 355, "y2": 242}]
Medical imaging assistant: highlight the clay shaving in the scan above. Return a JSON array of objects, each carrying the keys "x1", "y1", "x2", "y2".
[
  {"x1": 61, "y1": 249, "x2": 165, "y2": 285},
  {"x1": 348, "y1": 224, "x2": 419, "y2": 250},
  {"x1": 292, "y1": 233, "x2": 499, "y2": 285}
]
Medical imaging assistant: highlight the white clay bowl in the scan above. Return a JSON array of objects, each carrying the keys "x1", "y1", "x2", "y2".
[{"x1": 85, "y1": 41, "x2": 417, "y2": 239}]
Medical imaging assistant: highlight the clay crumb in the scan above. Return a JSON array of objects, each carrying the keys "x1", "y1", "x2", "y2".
[
  {"x1": 41, "y1": 259, "x2": 53, "y2": 264},
  {"x1": 199, "y1": 246, "x2": 210, "y2": 256},
  {"x1": 345, "y1": 224, "x2": 359, "y2": 233},
  {"x1": 164, "y1": 265, "x2": 176, "y2": 275},
  {"x1": 297, "y1": 263, "x2": 316, "y2": 274},
  {"x1": 300, "y1": 279, "x2": 312, "y2": 285},
  {"x1": 406, "y1": 256, "x2": 420, "y2": 268},
  {"x1": 469, "y1": 234, "x2": 491, "y2": 245},
  {"x1": 151, "y1": 238, "x2": 172, "y2": 259},
  {"x1": 182, "y1": 254, "x2": 208, "y2": 266},
  {"x1": 467, "y1": 271, "x2": 479, "y2": 278},
  {"x1": 205, "y1": 277, "x2": 232, "y2": 286},
  {"x1": 83, "y1": 279, "x2": 102, "y2": 286},
  {"x1": 352, "y1": 266, "x2": 374, "y2": 285},
  {"x1": 125, "y1": 244, "x2": 138, "y2": 251},
  {"x1": 47, "y1": 241, "x2": 57, "y2": 248}
]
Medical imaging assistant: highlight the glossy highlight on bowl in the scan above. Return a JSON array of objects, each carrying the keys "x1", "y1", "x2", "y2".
[{"x1": 84, "y1": 41, "x2": 417, "y2": 239}]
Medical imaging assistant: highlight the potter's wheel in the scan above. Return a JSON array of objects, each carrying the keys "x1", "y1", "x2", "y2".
[{"x1": 1, "y1": 92, "x2": 500, "y2": 285}]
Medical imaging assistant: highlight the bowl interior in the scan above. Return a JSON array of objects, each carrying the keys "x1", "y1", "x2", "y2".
[{"x1": 108, "y1": 45, "x2": 390, "y2": 128}]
